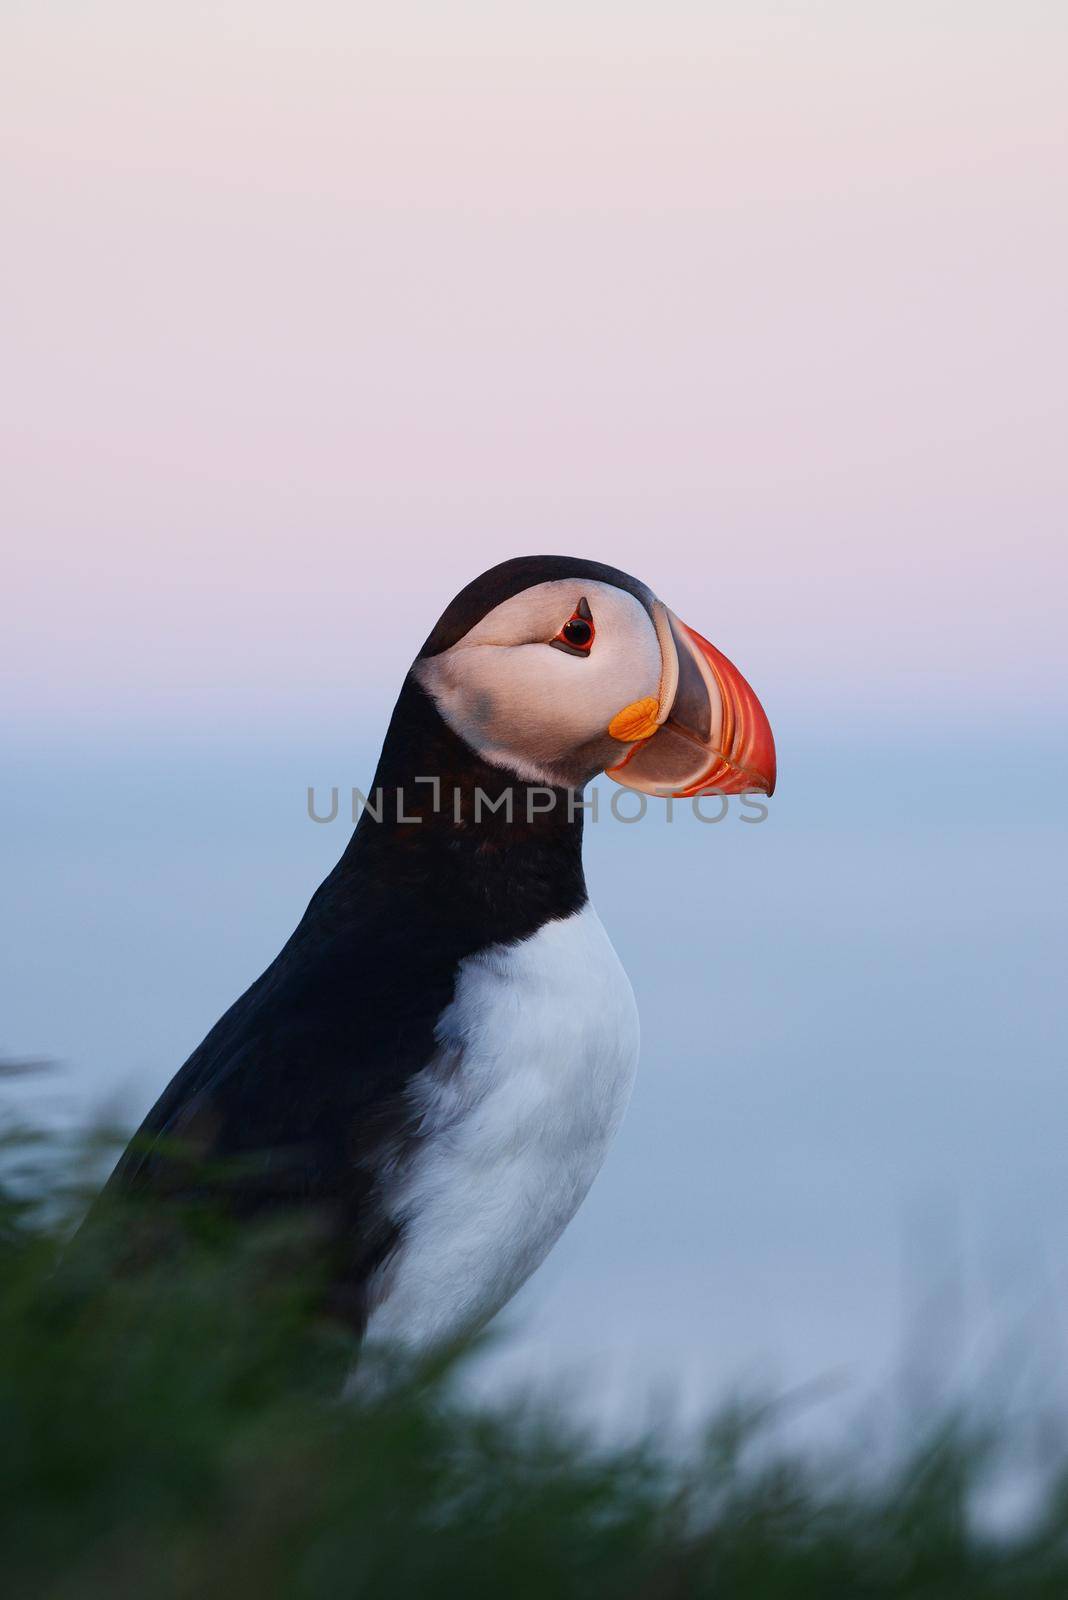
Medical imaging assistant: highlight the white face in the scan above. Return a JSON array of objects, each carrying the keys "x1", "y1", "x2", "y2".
[{"x1": 414, "y1": 579, "x2": 666, "y2": 787}]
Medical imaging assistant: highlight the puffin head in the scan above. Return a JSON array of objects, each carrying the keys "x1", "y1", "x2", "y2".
[{"x1": 414, "y1": 556, "x2": 776, "y2": 798}]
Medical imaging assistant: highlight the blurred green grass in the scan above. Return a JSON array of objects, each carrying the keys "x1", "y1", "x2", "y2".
[{"x1": 4, "y1": 1110, "x2": 1068, "y2": 1600}]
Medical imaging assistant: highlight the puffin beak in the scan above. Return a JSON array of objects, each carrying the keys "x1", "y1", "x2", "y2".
[{"x1": 606, "y1": 603, "x2": 776, "y2": 798}]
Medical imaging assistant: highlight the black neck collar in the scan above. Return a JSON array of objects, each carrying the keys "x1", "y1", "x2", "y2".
[{"x1": 330, "y1": 676, "x2": 588, "y2": 951}]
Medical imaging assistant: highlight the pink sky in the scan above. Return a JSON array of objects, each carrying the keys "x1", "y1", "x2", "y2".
[{"x1": 4, "y1": 4, "x2": 1065, "y2": 729}]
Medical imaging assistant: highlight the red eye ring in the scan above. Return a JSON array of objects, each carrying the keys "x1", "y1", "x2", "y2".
[{"x1": 549, "y1": 598, "x2": 595, "y2": 658}]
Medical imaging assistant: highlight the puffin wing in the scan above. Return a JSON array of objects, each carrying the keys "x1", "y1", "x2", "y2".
[{"x1": 101, "y1": 889, "x2": 461, "y2": 1327}]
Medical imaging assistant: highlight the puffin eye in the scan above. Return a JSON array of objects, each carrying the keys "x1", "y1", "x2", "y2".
[{"x1": 549, "y1": 597, "x2": 595, "y2": 659}]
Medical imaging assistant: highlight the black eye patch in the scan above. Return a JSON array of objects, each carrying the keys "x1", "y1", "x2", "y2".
[{"x1": 549, "y1": 596, "x2": 595, "y2": 658}]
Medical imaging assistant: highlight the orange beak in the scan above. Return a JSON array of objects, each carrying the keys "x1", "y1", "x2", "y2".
[{"x1": 607, "y1": 606, "x2": 776, "y2": 798}]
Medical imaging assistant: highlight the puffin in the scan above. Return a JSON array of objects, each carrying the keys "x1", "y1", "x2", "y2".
[{"x1": 104, "y1": 556, "x2": 775, "y2": 1354}]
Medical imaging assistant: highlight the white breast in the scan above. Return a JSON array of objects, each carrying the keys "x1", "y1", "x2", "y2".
[{"x1": 363, "y1": 902, "x2": 639, "y2": 1352}]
